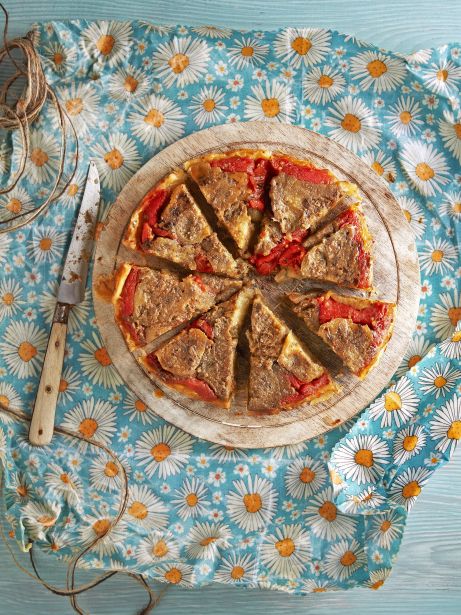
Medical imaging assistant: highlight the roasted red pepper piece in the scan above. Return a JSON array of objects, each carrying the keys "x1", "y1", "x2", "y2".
[
  {"x1": 248, "y1": 159, "x2": 273, "y2": 211},
  {"x1": 282, "y1": 372, "x2": 330, "y2": 405},
  {"x1": 121, "y1": 268, "x2": 139, "y2": 319},
  {"x1": 139, "y1": 188, "x2": 174, "y2": 244},
  {"x1": 317, "y1": 297, "x2": 388, "y2": 328},
  {"x1": 194, "y1": 252, "x2": 214, "y2": 273},
  {"x1": 271, "y1": 157, "x2": 333, "y2": 184},
  {"x1": 189, "y1": 317, "x2": 214, "y2": 340},
  {"x1": 210, "y1": 156, "x2": 255, "y2": 174},
  {"x1": 278, "y1": 243, "x2": 306, "y2": 269},
  {"x1": 146, "y1": 353, "x2": 218, "y2": 401}
]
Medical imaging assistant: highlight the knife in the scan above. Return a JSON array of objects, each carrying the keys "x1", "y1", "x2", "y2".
[{"x1": 29, "y1": 161, "x2": 101, "y2": 446}]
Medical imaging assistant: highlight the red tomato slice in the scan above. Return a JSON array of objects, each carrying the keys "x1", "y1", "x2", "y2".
[{"x1": 272, "y1": 157, "x2": 333, "y2": 184}]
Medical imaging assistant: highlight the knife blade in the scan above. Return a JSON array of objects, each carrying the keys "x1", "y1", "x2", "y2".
[{"x1": 29, "y1": 161, "x2": 101, "y2": 446}]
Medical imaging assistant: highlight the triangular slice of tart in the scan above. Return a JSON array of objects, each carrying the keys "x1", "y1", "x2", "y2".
[
  {"x1": 246, "y1": 294, "x2": 337, "y2": 413},
  {"x1": 288, "y1": 290, "x2": 395, "y2": 379},
  {"x1": 185, "y1": 149, "x2": 272, "y2": 253},
  {"x1": 124, "y1": 173, "x2": 240, "y2": 277},
  {"x1": 113, "y1": 263, "x2": 242, "y2": 349},
  {"x1": 141, "y1": 288, "x2": 253, "y2": 408}
]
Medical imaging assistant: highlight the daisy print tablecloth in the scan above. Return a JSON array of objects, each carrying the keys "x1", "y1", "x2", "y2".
[{"x1": 0, "y1": 20, "x2": 460, "y2": 595}]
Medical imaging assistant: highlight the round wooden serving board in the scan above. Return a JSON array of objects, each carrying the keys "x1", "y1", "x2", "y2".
[{"x1": 92, "y1": 122, "x2": 420, "y2": 448}]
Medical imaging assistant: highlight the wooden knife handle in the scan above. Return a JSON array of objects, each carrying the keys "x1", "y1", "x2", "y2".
[{"x1": 29, "y1": 304, "x2": 70, "y2": 446}]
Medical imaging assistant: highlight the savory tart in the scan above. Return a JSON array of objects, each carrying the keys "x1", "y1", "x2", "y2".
[
  {"x1": 142, "y1": 288, "x2": 253, "y2": 407},
  {"x1": 288, "y1": 290, "x2": 395, "y2": 379},
  {"x1": 185, "y1": 149, "x2": 272, "y2": 253},
  {"x1": 113, "y1": 263, "x2": 242, "y2": 349},
  {"x1": 124, "y1": 172, "x2": 239, "y2": 277},
  {"x1": 246, "y1": 294, "x2": 337, "y2": 413}
]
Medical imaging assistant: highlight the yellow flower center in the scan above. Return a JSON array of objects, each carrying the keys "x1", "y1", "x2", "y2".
[
  {"x1": 407, "y1": 354, "x2": 422, "y2": 368},
  {"x1": 65, "y1": 98, "x2": 83, "y2": 115},
  {"x1": 31, "y1": 148, "x2": 49, "y2": 167},
  {"x1": 152, "y1": 540, "x2": 168, "y2": 558},
  {"x1": 415, "y1": 162, "x2": 434, "y2": 181},
  {"x1": 371, "y1": 579, "x2": 385, "y2": 590},
  {"x1": 434, "y1": 375, "x2": 447, "y2": 388},
  {"x1": 0, "y1": 395, "x2": 9, "y2": 408},
  {"x1": 79, "y1": 418, "x2": 98, "y2": 438},
  {"x1": 104, "y1": 148, "x2": 124, "y2": 170},
  {"x1": 134, "y1": 399, "x2": 147, "y2": 412},
  {"x1": 318, "y1": 500, "x2": 337, "y2": 522},
  {"x1": 313, "y1": 587, "x2": 327, "y2": 593},
  {"x1": 452, "y1": 201, "x2": 461, "y2": 213},
  {"x1": 16, "y1": 484, "x2": 28, "y2": 497},
  {"x1": 2, "y1": 292, "x2": 14, "y2": 306},
  {"x1": 151, "y1": 442, "x2": 171, "y2": 462},
  {"x1": 436, "y1": 68, "x2": 448, "y2": 82},
  {"x1": 58, "y1": 378, "x2": 68, "y2": 393},
  {"x1": 243, "y1": 493, "x2": 262, "y2": 513},
  {"x1": 53, "y1": 52, "x2": 64, "y2": 65},
  {"x1": 96, "y1": 34, "x2": 115, "y2": 56},
  {"x1": 128, "y1": 501, "x2": 148, "y2": 520},
  {"x1": 367, "y1": 59, "x2": 387, "y2": 78},
  {"x1": 185, "y1": 493, "x2": 198, "y2": 507},
  {"x1": 231, "y1": 565, "x2": 245, "y2": 580},
  {"x1": 168, "y1": 53, "x2": 190, "y2": 74},
  {"x1": 124, "y1": 75, "x2": 138, "y2": 92},
  {"x1": 431, "y1": 249, "x2": 444, "y2": 263},
  {"x1": 341, "y1": 113, "x2": 361, "y2": 133},
  {"x1": 37, "y1": 515, "x2": 56, "y2": 527},
  {"x1": 453, "y1": 123, "x2": 461, "y2": 139},
  {"x1": 261, "y1": 98, "x2": 280, "y2": 118},
  {"x1": 92, "y1": 518, "x2": 110, "y2": 537},
  {"x1": 380, "y1": 520, "x2": 392, "y2": 532},
  {"x1": 447, "y1": 420, "x2": 461, "y2": 440},
  {"x1": 6, "y1": 198, "x2": 22, "y2": 213},
  {"x1": 399, "y1": 110, "x2": 412, "y2": 124},
  {"x1": 241, "y1": 46, "x2": 254, "y2": 57},
  {"x1": 68, "y1": 183, "x2": 79, "y2": 197},
  {"x1": 299, "y1": 467, "x2": 315, "y2": 483},
  {"x1": 104, "y1": 461, "x2": 119, "y2": 477},
  {"x1": 318, "y1": 74, "x2": 334, "y2": 88},
  {"x1": 384, "y1": 391, "x2": 401, "y2": 411},
  {"x1": 275, "y1": 537, "x2": 295, "y2": 557},
  {"x1": 452, "y1": 330, "x2": 461, "y2": 342},
  {"x1": 354, "y1": 449, "x2": 374, "y2": 468},
  {"x1": 164, "y1": 567, "x2": 182, "y2": 584},
  {"x1": 340, "y1": 551, "x2": 357, "y2": 567},
  {"x1": 371, "y1": 161, "x2": 384, "y2": 175},
  {"x1": 18, "y1": 341, "x2": 37, "y2": 362},
  {"x1": 94, "y1": 347, "x2": 112, "y2": 366},
  {"x1": 291, "y1": 36, "x2": 312, "y2": 55},
  {"x1": 202, "y1": 98, "x2": 216, "y2": 112},
  {"x1": 200, "y1": 536, "x2": 217, "y2": 546},
  {"x1": 144, "y1": 109, "x2": 164, "y2": 127},
  {"x1": 39, "y1": 237, "x2": 52, "y2": 251},
  {"x1": 60, "y1": 473, "x2": 71, "y2": 484},
  {"x1": 402, "y1": 435, "x2": 418, "y2": 451},
  {"x1": 402, "y1": 480, "x2": 421, "y2": 499},
  {"x1": 448, "y1": 307, "x2": 461, "y2": 326}
]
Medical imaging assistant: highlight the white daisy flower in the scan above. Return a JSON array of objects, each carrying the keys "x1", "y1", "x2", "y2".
[
  {"x1": 365, "y1": 568, "x2": 392, "y2": 590},
  {"x1": 0, "y1": 321, "x2": 47, "y2": 378},
  {"x1": 152, "y1": 562, "x2": 194, "y2": 587},
  {"x1": 55, "y1": 82, "x2": 99, "y2": 134},
  {"x1": 28, "y1": 226, "x2": 66, "y2": 264},
  {"x1": 244, "y1": 80, "x2": 295, "y2": 123},
  {"x1": 192, "y1": 25, "x2": 232, "y2": 38},
  {"x1": 420, "y1": 363, "x2": 461, "y2": 399},
  {"x1": 60, "y1": 398, "x2": 117, "y2": 451},
  {"x1": 333, "y1": 434, "x2": 390, "y2": 485},
  {"x1": 423, "y1": 60, "x2": 461, "y2": 95},
  {"x1": 406, "y1": 49, "x2": 432, "y2": 64},
  {"x1": 125, "y1": 484, "x2": 168, "y2": 530},
  {"x1": 171, "y1": 477, "x2": 210, "y2": 520},
  {"x1": 228, "y1": 37, "x2": 269, "y2": 69},
  {"x1": 136, "y1": 531, "x2": 180, "y2": 566},
  {"x1": 6, "y1": 471, "x2": 31, "y2": 504},
  {"x1": 129, "y1": 94, "x2": 185, "y2": 148},
  {"x1": 270, "y1": 442, "x2": 307, "y2": 460},
  {"x1": 439, "y1": 111, "x2": 461, "y2": 162},
  {"x1": 39, "y1": 281, "x2": 90, "y2": 332},
  {"x1": 369, "y1": 377, "x2": 419, "y2": 428},
  {"x1": 135, "y1": 424, "x2": 193, "y2": 479},
  {"x1": 302, "y1": 66, "x2": 345, "y2": 105},
  {"x1": 342, "y1": 486, "x2": 386, "y2": 514},
  {"x1": 325, "y1": 95, "x2": 381, "y2": 152},
  {"x1": 152, "y1": 36, "x2": 210, "y2": 88},
  {"x1": 323, "y1": 539, "x2": 366, "y2": 581},
  {"x1": 440, "y1": 327, "x2": 461, "y2": 360},
  {"x1": 430, "y1": 291, "x2": 461, "y2": 340},
  {"x1": 24, "y1": 131, "x2": 60, "y2": 185},
  {"x1": 0, "y1": 234, "x2": 10, "y2": 266},
  {"x1": 274, "y1": 28, "x2": 331, "y2": 68},
  {"x1": 93, "y1": 132, "x2": 140, "y2": 193},
  {"x1": 58, "y1": 168, "x2": 87, "y2": 209},
  {"x1": 189, "y1": 86, "x2": 228, "y2": 128},
  {"x1": 44, "y1": 464, "x2": 83, "y2": 506},
  {"x1": 388, "y1": 466, "x2": 431, "y2": 510},
  {"x1": 107, "y1": 64, "x2": 150, "y2": 101},
  {"x1": 81, "y1": 21, "x2": 133, "y2": 67},
  {"x1": 185, "y1": 521, "x2": 231, "y2": 560},
  {"x1": 350, "y1": 50, "x2": 405, "y2": 93},
  {"x1": 400, "y1": 141, "x2": 449, "y2": 196},
  {"x1": 0, "y1": 186, "x2": 33, "y2": 222},
  {"x1": 0, "y1": 279, "x2": 24, "y2": 321},
  {"x1": 419, "y1": 238, "x2": 458, "y2": 275},
  {"x1": 0, "y1": 382, "x2": 23, "y2": 418},
  {"x1": 368, "y1": 510, "x2": 405, "y2": 549},
  {"x1": 89, "y1": 454, "x2": 127, "y2": 492},
  {"x1": 302, "y1": 578, "x2": 338, "y2": 593},
  {"x1": 22, "y1": 501, "x2": 61, "y2": 541},
  {"x1": 361, "y1": 149, "x2": 396, "y2": 182},
  {"x1": 56, "y1": 366, "x2": 81, "y2": 402},
  {"x1": 79, "y1": 513, "x2": 127, "y2": 557},
  {"x1": 209, "y1": 443, "x2": 247, "y2": 463},
  {"x1": 79, "y1": 332, "x2": 123, "y2": 389},
  {"x1": 393, "y1": 425, "x2": 427, "y2": 465},
  {"x1": 42, "y1": 41, "x2": 77, "y2": 74},
  {"x1": 430, "y1": 395, "x2": 461, "y2": 456},
  {"x1": 440, "y1": 191, "x2": 461, "y2": 221},
  {"x1": 386, "y1": 96, "x2": 423, "y2": 137},
  {"x1": 138, "y1": 21, "x2": 173, "y2": 35},
  {"x1": 123, "y1": 390, "x2": 158, "y2": 425},
  {"x1": 215, "y1": 552, "x2": 258, "y2": 585},
  {"x1": 304, "y1": 487, "x2": 357, "y2": 540},
  {"x1": 396, "y1": 196, "x2": 426, "y2": 239},
  {"x1": 284, "y1": 456, "x2": 327, "y2": 498},
  {"x1": 260, "y1": 524, "x2": 311, "y2": 579},
  {"x1": 226, "y1": 475, "x2": 277, "y2": 532}
]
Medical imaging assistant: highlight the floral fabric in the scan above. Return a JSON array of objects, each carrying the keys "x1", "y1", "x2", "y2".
[{"x1": 0, "y1": 20, "x2": 460, "y2": 594}]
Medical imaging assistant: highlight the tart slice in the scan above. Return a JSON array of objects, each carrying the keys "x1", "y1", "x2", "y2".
[
  {"x1": 142, "y1": 288, "x2": 253, "y2": 408},
  {"x1": 113, "y1": 263, "x2": 242, "y2": 349},
  {"x1": 185, "y1": 149, "x2": 272, "y2": 253},
  {"x1": 246, "y1": 294, "x2": 337, "y2": 413},
  {"x1": 124, "y1": 173, "x2": 239, "y2": 277},
  {"x1": 288, "y1": 290, "x2": 395, "y2": 379}
]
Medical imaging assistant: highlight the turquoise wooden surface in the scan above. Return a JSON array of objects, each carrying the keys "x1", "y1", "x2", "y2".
[{"x1": 1, "y1": 1, "x2": 461, "y2": 613}]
